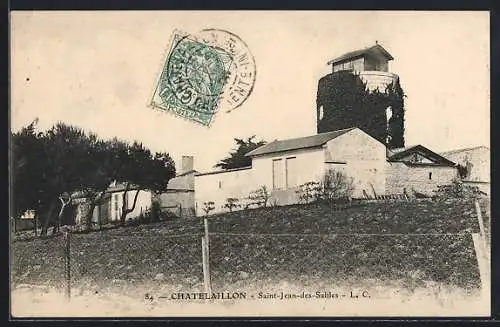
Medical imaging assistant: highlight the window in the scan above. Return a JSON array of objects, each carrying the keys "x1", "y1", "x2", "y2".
[
  {"x1": 318, "y1": 105, "x2": 324, "y2": 120},
  {"x1": 429, "y1": 172, "x2": 432, "y2": 180},
  {"x1": 272, "y1": 159, "x2": 284, "y2": 190},
  {"x1": 285, "y1": 157, "x2": 297, "y2": 188},
  {"x1": 218, "y1": 181, "x2": 222, "y2": 189}
]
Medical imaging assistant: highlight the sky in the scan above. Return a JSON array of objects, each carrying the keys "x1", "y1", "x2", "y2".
[{"x1": 10, "y1": 11, "x2": 490, "y2": 172}]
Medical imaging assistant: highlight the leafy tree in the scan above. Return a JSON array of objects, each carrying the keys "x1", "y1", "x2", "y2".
[
  {"x1": 12, "y1": 121, "x2": 92, "y2": 236},
  {"x1": 115, "y1": 141, "x2": 176, "y2": 225},
  {"x1": 11, "y1": 119, "x2": 46, "y2": 230},
  {"x1": 79, "y1": 137, "x2": 127, "y2": 230},
  {"x1": 11, "y1": 120, "x2": 176, "y2": 235},
  {"x1": 214, "y1": 136, "x2": 266, "y2": 170},
  {"x1": 42, "y1": 122, "x2": 95, "y2": 234}
]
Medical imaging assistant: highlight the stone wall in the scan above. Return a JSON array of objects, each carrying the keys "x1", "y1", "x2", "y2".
[{"x1": 386, "y1": 162, "x2": 458, "y2": 196}]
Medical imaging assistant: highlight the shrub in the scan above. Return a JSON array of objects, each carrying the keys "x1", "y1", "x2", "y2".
[
  {"x1": 296, "y1": 169, "x2": 354, "y2": 204},
  {"x1": 202, "y1": 201, "x2": 215, "y2": 216},
  {"x1": 296, "y1": 181, "x2": 321, "y2": 204},
  {"x1": 433, "y1": 178, "x2": 485, "y2": 200},
  {"x1": 224, "y1": 198, "x2": 240, "y2": 212},
  {"x1": 319, "y1": 169, "x2": 355, "y2": 202},
  {"x1": 248, "y1": 186, "x2": 270, "y2": 208}
]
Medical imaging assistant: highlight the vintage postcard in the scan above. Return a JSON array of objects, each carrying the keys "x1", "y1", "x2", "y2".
[{"x1": 9, "y1": 11, "x2": 490, "y2": 317}]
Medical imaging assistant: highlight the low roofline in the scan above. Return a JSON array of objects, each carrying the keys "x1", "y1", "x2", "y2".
[
  {"x1": 245, "y1": 127, "x2": 357, "y2": 157},
  {"x1": 247, "y1": 144, "x2": 324, "y2": 158},
  {"x1": 175, "y1": 169, "x2": 199, "y2": 177},
  {"x1": 195, "y1": 166, "x2": 252, "y2": 177},
  {"x1": 440, "y1": 145, "x2": 490, "y2": 156}
]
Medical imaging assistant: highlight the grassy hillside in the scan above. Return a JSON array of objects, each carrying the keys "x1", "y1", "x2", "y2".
[{"x1": 11, "y1": 198, "x2": 485, "y2": 293}]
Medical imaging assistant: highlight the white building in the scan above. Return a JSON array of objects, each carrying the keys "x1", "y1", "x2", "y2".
[
  {"x1": 74, "y1": 156, "x2": 198, "y2": 225},
  {"x1": 196, "y1": 128, "x2": 373, "y2": 216},
  {"x1": 194, "y1": 127, "x2": 461, "y2": 216},
  {"x1": 440, "y1": 146, "x2": 490, "y2": 195},
  {"x1": 386, "y1": 145, "x2": 459, "y2": 196}
]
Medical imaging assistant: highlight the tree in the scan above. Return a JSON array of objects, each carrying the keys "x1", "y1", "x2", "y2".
[
  {"x1": 12, "y1": 121, "x2": 93, "y2": 236},
  {"x1": 214, "y1": 136, "x2": 266, "y2": 170},
  {"x1": 11, "y1": 119, "x2": 46, "y2": 230},
  {"x1": 43, "y1": 122, "x2": 95, "y2": 234},
  {"x1": 115, "y1": 141, "x2": 176, "y2": 225},
  {"x1": 12, "y1": 120, "x2": 177, "y2": 235},
  {"x1": 79, "y1": 137, "x2": 126, "y2": 230}
]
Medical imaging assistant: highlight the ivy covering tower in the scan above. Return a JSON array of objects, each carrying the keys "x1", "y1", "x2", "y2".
[{"x1": 316, "y1": 43, "x2": 406, "y2": 149}]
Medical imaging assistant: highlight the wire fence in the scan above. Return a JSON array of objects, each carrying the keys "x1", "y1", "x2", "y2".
[{"x1": 11, "y1": 198, "x2": 490, "y2": 299}]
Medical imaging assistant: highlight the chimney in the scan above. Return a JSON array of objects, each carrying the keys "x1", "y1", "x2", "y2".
[{"x1": 180, "y1": 155, "x2": 194, "y2": 174}]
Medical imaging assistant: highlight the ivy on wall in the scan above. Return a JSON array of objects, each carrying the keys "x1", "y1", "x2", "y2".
[{"x1": 316, "y1": 71, "x2": 406, "y2": 149}]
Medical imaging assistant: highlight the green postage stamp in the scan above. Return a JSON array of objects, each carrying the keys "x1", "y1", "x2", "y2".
[{"x1": 151, "y1": 29, "x2": 256, "y2": 126}]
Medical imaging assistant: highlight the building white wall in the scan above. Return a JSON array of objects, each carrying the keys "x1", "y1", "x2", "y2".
[
  {"x1": 155, "y1": 171, "x2": 196, "y2": 217},
  {"x1": 155, "y1": 191, "x2": 195, "y2": 217},
  {"x1": 109, "y1": 190, "x2": 152, "y2": 221},
  {"x1": 441, "y1": 147, "x2": 490, "y2": 183},
  {"x1": 325, "y1": 128, "x2": 387, "y2": 198},
  {"x1": 251, "y1": 147, "x2": 326, "y2": 207},
  {"x1": 195, "y1": 168, "x2": 255, "y2": 216},
  {"x1": 195, "y1": 147, "x2": 326, "y2": 215},
  {"x1": 385, "y1": 162, "x2": 458, "y2": 196},
  {"x1": 194, "y1": 128, "x2": 392, "y2": 215},
  {"x1": 252, "y1": 148, "x2": 326, "y2": 191}
]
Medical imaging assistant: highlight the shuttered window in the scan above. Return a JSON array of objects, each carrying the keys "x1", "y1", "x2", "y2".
[
  {"x1": 272, "y1": 159, "x2": 284, "y2": 190},
  {"x1": 285, "y1": 157, "x2": 297, "y2": 188}
]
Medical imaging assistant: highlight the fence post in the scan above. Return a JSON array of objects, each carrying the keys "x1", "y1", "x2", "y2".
[
  {"x1": 204, "y1": 216, "x2": 209, "y2": 248},
  {"x1": 64, "y1": 230, "x2": 71, "y2": 301},
  {"x1": 201, "y1": 236, "x2": 212, "y2": 294},
  {"x1": 202, "y1": 216, "x2": 211, "y2": 294}
]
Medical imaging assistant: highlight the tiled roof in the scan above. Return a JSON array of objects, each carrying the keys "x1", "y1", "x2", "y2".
[
  {"x1": 245, "y1": 127, "x2": 356, "y2": 157},
  {"x1": 327, "y1": 44, "x2": 394, "y2": 66}
]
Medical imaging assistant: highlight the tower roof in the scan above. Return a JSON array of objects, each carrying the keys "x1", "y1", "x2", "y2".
[{"x1": 327, "y1": 43, "x2": 394, "y2": 66}]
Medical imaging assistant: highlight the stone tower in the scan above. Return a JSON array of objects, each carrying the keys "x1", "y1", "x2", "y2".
[{"x1": 316, "y1": 42, "x2": 405, "y2": 149}]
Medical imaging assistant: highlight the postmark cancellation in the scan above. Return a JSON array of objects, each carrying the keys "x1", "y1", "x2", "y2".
[{"x1": 150, "y1": 29, "x2": 256, "y2": 126}]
